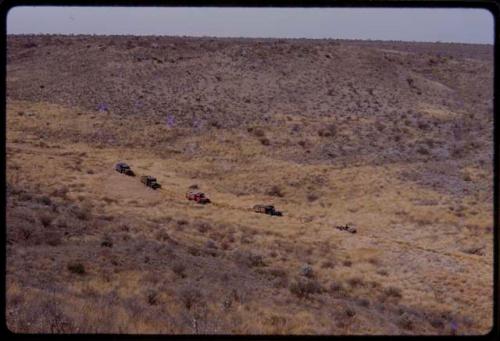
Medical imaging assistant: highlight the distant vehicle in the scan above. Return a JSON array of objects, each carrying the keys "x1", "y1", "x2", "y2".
[
  {"x1": 336, "y1": 224, "x2": 357, "y2": 234},
  {"x1": 253, "y1": 204, "x2": 282, "y2": 216},
  {"x1": 141, "y1": 175, "x2": 161, "y2": 189},
  {"x1": 186, "y1": 190, "x2": 211, "y2": 204},
  {"x1": 115, "y1": 162, "x2": 135, "y2": 176}
]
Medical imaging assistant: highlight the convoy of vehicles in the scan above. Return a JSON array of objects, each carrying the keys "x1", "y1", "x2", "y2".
[
  {"x1": 113, "y1": 161, "x2": 358, "y2": 232},
  {"x1": 114, "y1": 162, "x2": 294, "y2": 218}
]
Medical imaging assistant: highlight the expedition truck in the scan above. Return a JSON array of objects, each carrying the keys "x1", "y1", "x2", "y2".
[
  {"x1": 141, "y1": 175, "x2": 161, "y2": 189},
  {"x1": 115, "y1": 162, "x2": 135, "y2": 176},
  {"x1": 186, "y1": 190, "x2": 211, "y2": 204},
  {"x1": 253, "y1": 204, "x2": 283, "y2": 216}
]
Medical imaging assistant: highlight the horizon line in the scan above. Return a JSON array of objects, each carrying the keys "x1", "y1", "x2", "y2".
[{"x1": 6, "y1": 33, "x2": 494, "y2": 46}]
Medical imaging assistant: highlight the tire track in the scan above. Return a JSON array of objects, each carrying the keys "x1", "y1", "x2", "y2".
[{"x1": 156, "y1": 185, "x2": 491, "y2": 266}]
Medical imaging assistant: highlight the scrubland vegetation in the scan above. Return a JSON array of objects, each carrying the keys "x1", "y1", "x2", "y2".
[{"x1": 6, "y1": 35, "x2": 493, "y2": 334}]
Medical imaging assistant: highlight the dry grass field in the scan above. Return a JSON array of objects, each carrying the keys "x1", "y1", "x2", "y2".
[{"x1": 6, "y1": 35, "x2": 494, "y2": 334}]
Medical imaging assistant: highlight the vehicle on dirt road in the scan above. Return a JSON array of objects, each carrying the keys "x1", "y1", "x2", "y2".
[
  {"x1": 141, "y1": 175, "x2": 161, "y2": 189},
  {"x1": 336, "y1": 224, "x2": 357, "y2": 234},
  {"x1": 115, "y1": 162, "x2": 135, "y2": 176},
  {"x1": 253, "y1": 204, "x2": 283, "y2": 216},
  {"x1": 186, "y1": 190, "x2": 211, "y2": 204}
]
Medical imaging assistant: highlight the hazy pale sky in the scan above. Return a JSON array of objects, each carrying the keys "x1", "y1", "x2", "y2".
[{"x1": 7, "y1": 6, "x2": 494, "y2": 44}]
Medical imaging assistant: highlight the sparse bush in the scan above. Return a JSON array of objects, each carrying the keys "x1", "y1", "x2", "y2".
[
  {"x1": 45, "y1": 232, "x2": 62, "y2": 246},
  {"x1": 67, "y1": 262, "x2": 85, "y2": 275},
  {"x1": 347, "y1": 277, "x2": 364, "y2": 288},
  {"x1": 20, "y1": 227, "x2": 33, "y2": 241},
  {"x1": 329, "y1": 282, "x2": 347, "y2": 297},
  {"x1": 179, "y1": 285, "x2": 203, "y2": 310},
  {"x1": 318, "y1": 123, "x2": 337, "y2": 137},
  {"x1": 259, "y1": 137, "x2": 270, "y2": 146},
  {"x1": 23, "y1": 41, "x2": 38, "y2": 48},
  {"x1": 344, "y1": 306, "x2": 356, "y2": 318},
  {"x1": 172, "y1": 262, "x2": 186, "y2": 278},
  {"x1": 208, "y1": 231, "x2": 224, "y2": 242},
  {"x1": 291, "y1": 124, "x2": 301, "y2": 133},
  {"x1": 234, "y1": 250, "x2": 266, "y2": 268},
  {"x1": 266, "y1": 185, "x2": 284, "y2": 198},
  {"x1": 100, "y1": 215, "x2": 114, "y2": 221},
  {"x1": 427, "y1": 313, "x2": 445, "y2": 329},
  {"x1": 267, "y1": 314, "x2": 288, "y2": 330},
  {"x1": 38, "y1": 195, "x2": 52, "y2": 206},
  {"x1": 398, "y1": 313, "x2": 413, "y2": 330},
  {"x1": 321, "y1": 260, "x2": 335, "y2": 269},
  {"x1": 196, "y1": 222, "x2": 211, "y2": 233},
  {"x1": 462, "y1": 246, "x2": 484, "y2": 256},
  {"x1": 155, "y1": 229, "x2": 170, "y2": 242},
  {"x1": 377, "y1": 269, "x2": 389, "y2": 276},
  {"x1": 205, "y1": 240, "x2": 217, "y2": 249},
  {"x1": 188, "y1": 246, "x2": 201, "y2": 256},
  {"x1": 210, "y1": 120, "x2": 221, "y2": 128},
  {"x1": 375, "y1": 122, "x2": 385, "y2": 132},
  {"x1": 416, "y1": 146, "x2": 430, "y2": 155},
  {"x1": 383, "y1": 286, "x2": 403, "y2": 299},
  {"x1": 252, "y1": 127, "x2": 266, "y2": 137},
  {"x1": 300, "y1": 264, "x2": 314, "y2": 278},
  {"x1": 147, "y1": 290, "x2": 158, "y2": 305},
  {"x1": 39, "y1": 213, "x2": 54, "y2": 228},
  {"x1": 101, "y1": 235, "x2": 113, "y2": 248},
  {"x1": 51, "y1": 186, "x2": 69, "y2": 199},
  {"x1": 19, "y1": 192, "x2": 33, "y2": 201},
  {"x1": 102, "y1": 197, "x2": 118, "y2": 204},
  {"x1": 343, "y1": 260, "x2": 352, "y2": 267},
  {"x1": 266, "y1": 268, "x2": 289, "y2": 288},
  {"x1": 417, "y1": 120, "x2": 430, "y2": 130},
  {"x1": 73, "y1": 203, "x2": 91, "y2": 220},
  {"x1": 177, "y1": 219, "x2": 188, "y2": 226},
  {"x1": 356, "y1": 298, "x2": 370, "y2": 307},
  {"x1": 307, "y1": 193, "x2": 319, "y2": 202},
  {"x1": 289, "y1": 278, "x2": 323, "y2": 298}
]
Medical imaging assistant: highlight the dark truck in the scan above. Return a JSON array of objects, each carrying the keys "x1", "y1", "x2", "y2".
[
  {"x1": 141, "y1": 175, "x2": 161, "y2": 189},
  {"x1": 336, "y1": 224, "x2": 357, "y2": 234},
  {"x1": 115, "y1": 162, "x2": 135, "y2": 176},
  {"x1": 253, "y1": 204, "x2": 282, "y2": 216}
]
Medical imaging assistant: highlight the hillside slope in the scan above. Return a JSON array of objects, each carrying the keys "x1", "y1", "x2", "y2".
[{"x1": 6, "y1": 35, "x2": 494, "y2": 334}]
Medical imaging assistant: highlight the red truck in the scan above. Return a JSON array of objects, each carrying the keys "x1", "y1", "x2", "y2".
[{"x1": 186, "y1": 190, "x2": 211, "y2": 204}]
